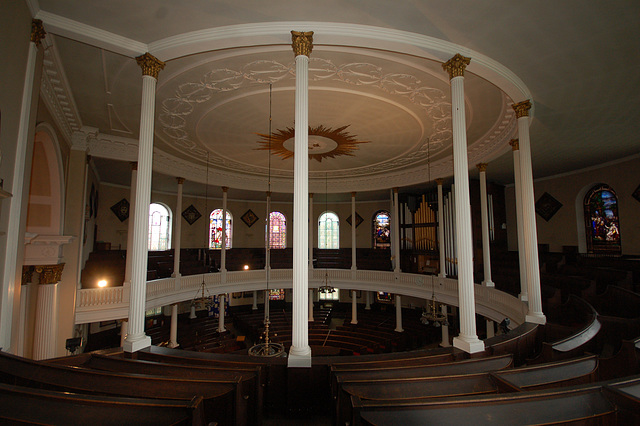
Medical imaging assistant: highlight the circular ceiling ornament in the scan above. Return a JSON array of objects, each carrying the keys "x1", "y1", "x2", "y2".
[{"x1": 255, "y1": 124, "x2": 370, "y2": 162}]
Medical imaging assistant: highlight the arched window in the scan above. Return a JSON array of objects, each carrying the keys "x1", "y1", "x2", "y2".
[
  {"x1": 584, "y1": 184, "x2": 621, "y2": 254},
  {"x1": 210, "y1": 209, "x2": 233, "y2": 249},
  {"x1": 373, "y1": 210, "x2": 391, "y2": 249},
  {"x1": 318, "y1": 211, "x2": 339, "y2": 249},
  {"x1": 148, "y1": 203, "x2": 171, "y2": 251},
  {"x1": 267, "y1": 211, "x2": 287, "y2": 249}
]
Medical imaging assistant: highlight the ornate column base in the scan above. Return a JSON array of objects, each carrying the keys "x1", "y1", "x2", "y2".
[
  {"x1": 526, "y1": 312, "x2": 547, "y2": 325},
  {"x1": 123, "y1": 334, "x2": 151, "y2": 353},
  {"x1": 482, "y1": 280, "x2": 495, "y2": 287},
  {"x1": 453, "y1": 335, "x2": 485, "y2": 354},
  {"x1": 288, "y1": 347, "x2": 312, "y2": 368}
]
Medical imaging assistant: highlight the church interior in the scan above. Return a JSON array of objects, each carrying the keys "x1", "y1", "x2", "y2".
[{"x1": 1, "y1": 1, "x2": 639, "y2": 424}]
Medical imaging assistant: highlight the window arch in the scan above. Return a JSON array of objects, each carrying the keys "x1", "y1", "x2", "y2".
[
  {"x1": 210, "y1": 209, "x2": 233, "y2": 249},
  {"x1": 584, "y1": 184, "x2": 621, "y2": 254},
  {"x1": 318, "y1": 211, "x2": 339, "y2": 249},
  {"x1": 148, "y1": 203, "x2": 172, "y2": 251},
  {"x1": 373, "y1": 210, "x2": 391, "y2": 249},
  {"x1": 267, "y1": 211, "x2": 287, "y2": 249}
]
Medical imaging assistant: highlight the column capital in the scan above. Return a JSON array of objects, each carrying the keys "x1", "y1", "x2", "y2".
[
  {"x1": 442, "y1": 54, "x2": 471, "y2": 80},
  {"x1": 221, "y1": 186, "x2": 228, "y2": 193},
  {"x1": 266, "y1": 191, "x2": 272, "y2": 197},
  {"x1": 22, "y1": 266, "x2": 35, "y2": 285},
  {"x1": 34, "y1": 263, "x2": 65, "y2": 284},
  {"x1": 309, "y1": 192, "x2": 313, "y2": 198},
  {"x1": 435, "y1": 178, "x2": 444, "y2": 185},
  {"x1": 476, "y1": 163, "x2": 488, "y2": 172},
  {"x1": 393, "y1": 187, "x2": 399, "y2": 194},
  {"x1": 31, "y1": 19, "x2": 46, "y2": 46},
  {"x1": 135, "y1": 53, "x2": 165, "y2": 79},
  {"x1": 512, "y1": 100, "x2": 532, "y2": 118},
  {"x1": 176, "y1": 177, "x2": 185, "y2": 185},
  {"x1": 291, "y1": 31, "x2": 314, "y2": 57},
  {"x1": 351, "y1": 191, "x2": 356, "y2": 198},
  {"x1": 509, "y1": 138, "x2": 519, "y2": 151}
]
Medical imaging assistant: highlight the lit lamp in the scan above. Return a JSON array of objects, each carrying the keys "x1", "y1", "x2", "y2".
[
  {"x1": 97, "y1": 279, "x2": 107, "y2": 288},
  {"x1": 243, "y1": 264, "x2": 250, "y2": 270}
]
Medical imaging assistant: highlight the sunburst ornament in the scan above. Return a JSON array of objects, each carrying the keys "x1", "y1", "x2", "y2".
[{"x1": 255, "y1": 124, "x2": 370, "y2": 162}]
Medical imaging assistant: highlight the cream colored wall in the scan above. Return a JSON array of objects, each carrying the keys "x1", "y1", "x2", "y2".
[
  {"x1": 506, "y1": 155, "x2": 640, "y2": 255},
  {"x1": 98, "y1": 183, "x2": 392, "y2": 250}
]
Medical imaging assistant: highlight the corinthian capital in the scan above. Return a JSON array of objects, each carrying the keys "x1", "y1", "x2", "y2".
[
  {"x1": 509, "y1": 139, "x2": 519, "y2": 151},
  {"x1": 135, "y1": 53, "x2": 165, "y2": 79},
  {"x1": 442, "y1": 54, "x2": 471, "y2": 80},
  {"x1": 291, "y1": 31, "x2": 314, "y2": 57},
  {"x1": 31, "y1": 19, "x2": 46, "y2": 46},
  {"x1": 35, "y1": 263, "x2": 65, "y2": 284},
  {"x1": 476, "y1": 163, "x2": 488, "y2": 172},
  {"x1": 512, "y1": 100, "x2": 532, "y2": 119}
]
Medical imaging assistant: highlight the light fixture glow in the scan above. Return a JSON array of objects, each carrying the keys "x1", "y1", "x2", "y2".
[
  {"x1": 243, "y1": 264, "x2": 250, "y2": 270},
  {"x1": 97, "y1": 280, "x2": 107, "y2": 288}
]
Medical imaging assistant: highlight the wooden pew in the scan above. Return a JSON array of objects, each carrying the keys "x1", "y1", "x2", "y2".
[
  {"x1": 350, "y1": 384, "x2": 618, "y2": 426},
  {"x1": 0, "y1": 351, "x2": 246, "y2": 426},
  {"x1": 602, "y1": 376, "x2": 640, "y2": 424},
  {"x1": 0, "y1": 382, "x2": 206, "y2": 426}
]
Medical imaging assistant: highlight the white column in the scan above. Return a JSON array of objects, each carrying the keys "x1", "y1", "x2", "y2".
[
  {"x1": 440, "y1": 305, "x2": 450, "y2": 347},
  {"x1": 168, "y1": 303, "x2": 179, "y2": 348},
  {"x1": 172, "y1": 178, "x2": 185, "y2": 277},
  {"x1": 252, "y1": 290, "x2": 258, "y2": 310},
  {"x1": 394, "y1": 294, "x2": 403, "y2": 332},
  {"x1": 124, "y1": 163, "x2": 137, "y2": 285},
  {"x1": 309, "y1": 193, "x2": 314, "y2": 269},
  {"x1": 477, "y1": 164, "x2": 494, "y2": 287},
  {"x1": 0, "y1": 20, "x2": 44, "y2": 352},
  {"x1": 351, "y1": 192, "x2": 357, "y2": 270},
  {"x1": 123, "y1": 53, "x2": 164, "y2": 353},
  {"x1": 221, "y1": 187, "x2": 228, "y2": 273},
  {"x1": 308, "y1": 289, "x2": 314, "y2": 322},
  {"x1": 392, "y1": 188, "x2": 401, "y2": 273},
  {"x1": 289, "y1": 30, "x2": 313, "y2": 367},
  {"x1": 510, "y1": 139, "x2": 528, "y2": 301},
  {"x1": 443, "y1": 54, "x2": 484, "y2": 354},
  {"x1": 32, "y1": 265, "x2": 63, "y2": 360},
  {"x1": 365, "y1": 291, "x2": 371, "y2": 310},
  {"x1": 218, "y1": 294, "x2": 226, "y2": 332},
  {"x1": 513, "y1": 101, "x2": 546, "y2": 324},
  {"x1": 437, "y1": 179, "x2": 446, "y2": 278},
  {"x1": 351, "y1": 290, "x2": 358, "y2": 324}
]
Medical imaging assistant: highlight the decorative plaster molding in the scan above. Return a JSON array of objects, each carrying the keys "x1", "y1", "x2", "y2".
[{"x1": 23, "y1": 234, "x2": 74, "y2": 266}]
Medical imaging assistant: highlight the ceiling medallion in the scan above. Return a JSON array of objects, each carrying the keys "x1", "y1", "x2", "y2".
[{"x1": 255, "y1": 125, "x2": 369, "y2": 162}]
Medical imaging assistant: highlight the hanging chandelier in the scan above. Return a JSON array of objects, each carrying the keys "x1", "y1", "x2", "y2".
[
  {"x1": 318, "y1": 172, "x2": 335, "y2": 295},
  {"x1": 421, "y1": 275, "x2": 448, "y2": 327},
  {"x1": 249, "y1": 83, "x2": 285, "y2": 358}
]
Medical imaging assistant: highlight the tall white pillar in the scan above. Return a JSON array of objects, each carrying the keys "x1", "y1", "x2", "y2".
[
  {"x1": 172, "y1": 177, "x2": 185, "y2": 277},
  {"x1": 477, "y1": 163, "x2": 494, "y2": 287},
  {"x1": 365, "y1": 291, "x2": 371, "y2": 310},
  {"x1": 120, "y1": 319, "x2": 128, "y2": 347},
  {"x1": 392, "y1": 188, "x2": 401, "y2": 273},
  {"x1": 252, "y1": 290, "x2": 258, "y2": 310},
  {"x1": 394, "y1": 294, "x2": 403, "y2": 332},
  {"x1": 443, "y1": 54, "x2": 484, "y2": 354},
  {"x1": 0, "y1": 20, "x2": 45, "y2": 352},
  {"x1": 510, "y1": 139, "x2": 528, "y2": 301},
  {"x1": 436, "y1": 179, "x2": 446, "y2": 278},
  {"x1": 124, "y1": 162, "x2": 137, "y2": 285},
  {"x1": 513, "y1": 100, "x2": 546, "y2": 325},
  {"x1": 440, "y1": 304, "x2": 450, "y2": 347},
  {"x1": 218, "y1": 294, "x2": 226, "y2": 332},
  {"x1": 309, "y1": 193, "x2": 314, "y2": 269},
  {"x1": 351, "y1": 192, "x2": 357, "y2": 270},
  {"x1": 351, "y1": 290, "x2": 358, "y2": 324},
  {"x1": 123, "y1": 53, "x2": 164, "y2": 353},
  {"x1": 308, "y1": 289, "x2": 314, "y2": 322},
  {"x1": 32, "y1": 265, "x2": 63, "y2": 360},
  {"x1": 168, "y1": 303, "x2": 179, "y2": 348},
  {"x1": 221, "y1": 187, "x2": 228, "y2": 273},
  {"x1": 289, "y1": 30, "x2": 313, "y2": 367}
]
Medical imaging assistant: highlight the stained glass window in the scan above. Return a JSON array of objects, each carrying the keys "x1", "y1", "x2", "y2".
[
  {"x1": 267, "y1": 211, "x2": 286, "y2": 249},
  {"x1": 318, "y1": 211, "x2": 339, "y2": 249},
  {"x1": 584, "y1": 184, "x2": 621, "y2": 254},
  {"x1": 269, "y1": 289, "x2": 285, "y2": 300},
  {"x1": 373, "y1": 210, "x2": 391, "y2": 249},
  {"x1": 210, "y1": 209, "x2": 232, "y2": 249},
  {"x1": 148, "y1": 203, "x2": 171, "y2": 251}
]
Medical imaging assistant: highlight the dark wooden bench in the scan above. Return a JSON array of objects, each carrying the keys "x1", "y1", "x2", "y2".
[
  {"x1": 0, "y1": 382, "x2": 206, "y2": 426},
  {"x1": 0, "y1": 351, "x2": 246, "y2": 426}
]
